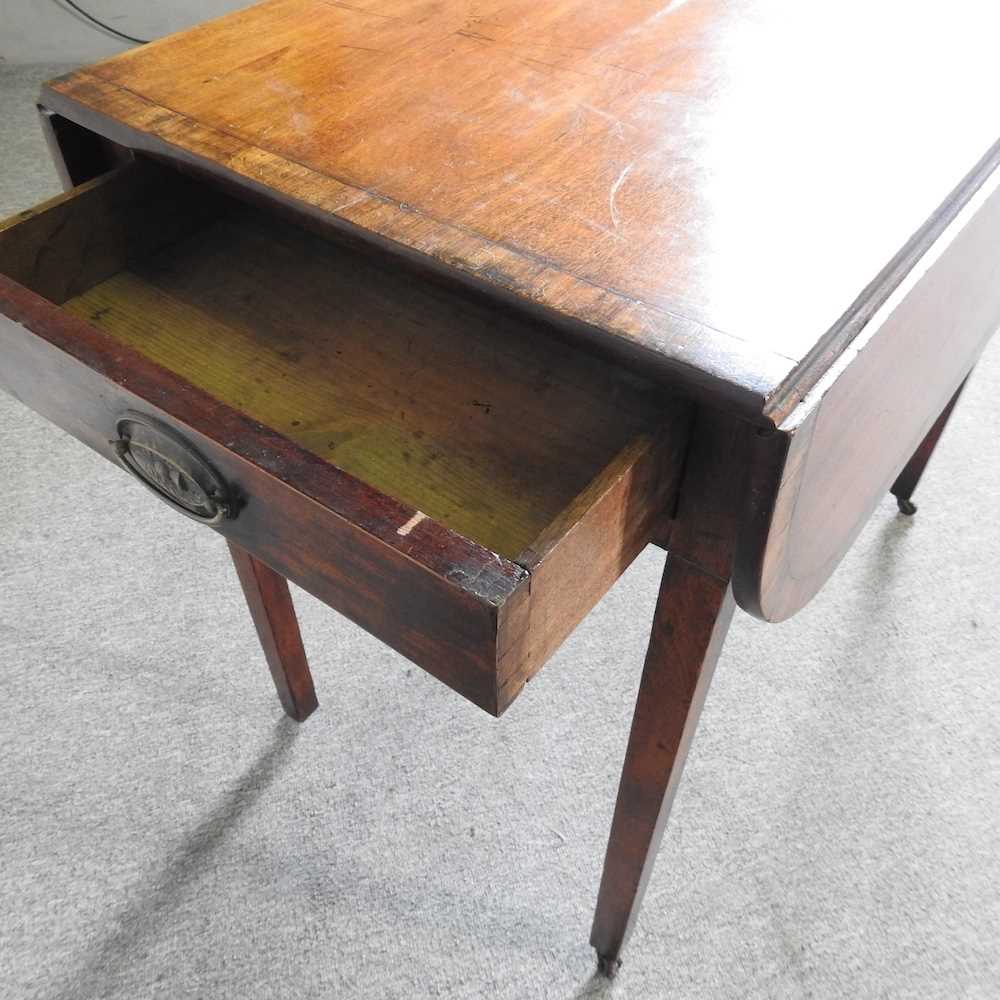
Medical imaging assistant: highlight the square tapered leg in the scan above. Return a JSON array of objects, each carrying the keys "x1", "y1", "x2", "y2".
[
  {"x1": 590, "y1": 554, "x2": 735, "y2": 973},
  {"x1": 590, "y1": 408, "x2": 747, "y2": 974},
  {"x1": 228, "y1": 541, "x2": 318, "y2": 722}
]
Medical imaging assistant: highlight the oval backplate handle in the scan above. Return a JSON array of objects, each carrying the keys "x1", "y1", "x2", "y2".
[{"x1": 112, "y1": 413, "x2": 235, "y2": 525}]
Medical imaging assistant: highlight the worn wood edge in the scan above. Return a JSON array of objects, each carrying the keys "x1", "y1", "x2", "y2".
[
  {"x1": 0, "y1": 273, "x2": 527, "y2": 608},
  {"x1": 481, "y1": 431, "x2": 667, "y2": 714},
  {"x1": 765, "y1": 136, "x2": 1000, "y2": 424},
  {"x1": 40, "y1": 71, "x2": 791, "y2": 423}
]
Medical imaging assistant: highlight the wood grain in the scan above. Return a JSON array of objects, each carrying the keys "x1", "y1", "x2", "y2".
[
  {"x1": 497, "y1": 422, "x2": 689, "y2": 710},
  {"x1": 41, "y1": 0, "x2": 1000, "y2": 421},
  {"x1": 59, "y1": 201, "x2": 668, "y2": 560}
]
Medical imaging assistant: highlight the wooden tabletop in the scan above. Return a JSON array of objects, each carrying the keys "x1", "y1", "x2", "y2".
[{"x1": 44, "y1": 0, "x2": 1000, "y2": 423}]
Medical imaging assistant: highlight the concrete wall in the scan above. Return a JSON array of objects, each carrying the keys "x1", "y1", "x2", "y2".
[{"x1": 0, "y1": 1, "x2": 249, "y2": 64}]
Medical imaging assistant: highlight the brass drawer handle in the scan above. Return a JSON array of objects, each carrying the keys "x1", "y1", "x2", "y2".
[{"x1": 112, "y1": 413, "x2": 234, "y2": 524}]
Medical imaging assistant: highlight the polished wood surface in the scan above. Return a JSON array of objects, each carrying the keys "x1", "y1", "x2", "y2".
[
  {"x1": 736, "y1": 164, "x2": 1000, "y2": 622},
  {"x1": 42, "y1": 0, "x2": 1000, "y2": 420},
  {"x1": 0, "y1": 162, "x2": 690, "y2": 716},
  {"x1": 229, "y1": 541, "x2": 318, "y2": 721}
]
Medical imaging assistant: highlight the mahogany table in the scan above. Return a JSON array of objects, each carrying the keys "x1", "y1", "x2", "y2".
[{"x1": 1, "y1": 0, "x2": 997, "y2": 977}]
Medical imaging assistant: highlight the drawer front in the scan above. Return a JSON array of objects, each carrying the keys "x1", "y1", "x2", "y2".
[{"x1": 0, "y1": 278, "x2": 525, "y2": 712}]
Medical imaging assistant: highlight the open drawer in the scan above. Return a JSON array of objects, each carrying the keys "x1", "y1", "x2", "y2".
[{"x1": 0, "y1": 161, "x2": 691, "y2": 715}]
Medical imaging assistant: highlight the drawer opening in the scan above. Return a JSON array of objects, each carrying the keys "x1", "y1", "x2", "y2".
[
  {"x1": 0, "y1": 160, "x2": 691, "y2": 714},
  {"x1": 1, "y1": 161, "x2": 674, "y2": 563}
]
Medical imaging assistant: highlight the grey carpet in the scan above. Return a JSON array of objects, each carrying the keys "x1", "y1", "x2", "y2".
[{"x1": 1, "y1": 63, "x2": 998, "y2": 1000}]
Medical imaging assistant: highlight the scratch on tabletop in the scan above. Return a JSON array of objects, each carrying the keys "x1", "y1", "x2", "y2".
[{"x1": 608, "y1": 162, "x2": 635, "y2": 228}]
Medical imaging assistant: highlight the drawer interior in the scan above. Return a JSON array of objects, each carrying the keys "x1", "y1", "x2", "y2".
[{"x1": 0, "y1": 161, "x2": 673, "y2": 563}]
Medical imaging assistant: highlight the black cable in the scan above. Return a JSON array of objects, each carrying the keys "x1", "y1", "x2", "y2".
[{"x1": 58, "y1": 1, "x2": 151, "y2": 45}]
